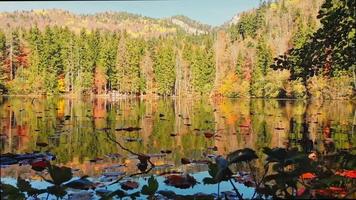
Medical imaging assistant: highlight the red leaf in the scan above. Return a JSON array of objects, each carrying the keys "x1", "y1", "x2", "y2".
[
  {"x1": 336, "y1": 170, "x2": 356, "y2": 179},
  {"x1": 300, "y1": 172, "x2": 316, "y2": 179}
]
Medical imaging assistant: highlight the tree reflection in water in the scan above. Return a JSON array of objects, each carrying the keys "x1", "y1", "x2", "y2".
[{"x1": 0, "y1": 96, "x2": 355, "y2": 199}]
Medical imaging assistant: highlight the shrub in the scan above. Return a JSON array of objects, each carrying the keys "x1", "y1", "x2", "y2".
[
  {"x1": 307, "y1": 75, "x2": 353, "y2": 99},
  {"x1": 290, "y1": 78, "x2": 307, "y2": 99},
  {"x1": 219, "y1": 73, "x2": 250, "y2": 98},
  {"x1": 264, "y1": 69, "x2": 290, "y2": 98}
]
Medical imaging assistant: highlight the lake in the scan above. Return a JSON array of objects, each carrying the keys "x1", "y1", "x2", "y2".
[{"x1": 0, "y1": 96, "x2": 355, "y2": 199}]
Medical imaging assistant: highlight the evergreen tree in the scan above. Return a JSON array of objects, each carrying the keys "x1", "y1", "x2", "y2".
[
  {"x1": 0, "y1": 30, "x2": 6, "y2": 92},
  {"x1": 153, "y1": 40, "x2": 176, "y2": 96},
  {"x1": 251, "y1": 37, "x2": 272, "y2": 97}
]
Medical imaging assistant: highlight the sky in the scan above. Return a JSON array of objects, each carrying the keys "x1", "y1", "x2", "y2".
[{"x1": 0, "y1": 0, "x2": 261, "y2": 26}]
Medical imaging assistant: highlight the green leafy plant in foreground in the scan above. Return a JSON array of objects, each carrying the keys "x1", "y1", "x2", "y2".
[{"x1": 1, "y1": 147, "x2": 355, "y2": 199}]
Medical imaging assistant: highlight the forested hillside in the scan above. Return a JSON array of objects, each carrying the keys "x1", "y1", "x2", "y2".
[{"x1": 0, "y1": 0, "x2": 354, "y2": 99}]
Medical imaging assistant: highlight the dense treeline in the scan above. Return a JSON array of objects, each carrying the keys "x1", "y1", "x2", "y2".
[{"x1": 0, "y1": 0, "x2": 354, "y2": 99}]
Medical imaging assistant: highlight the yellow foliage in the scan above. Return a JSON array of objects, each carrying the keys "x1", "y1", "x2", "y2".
[
  {"x1": 270, "y1": 3, "x2": 278, "y2": 10},
  {"x1": 57, "y1": 99, "x2": 65, "y2": 118},
  {"x1": 219, "y1": 73, "x2": 250, "y2": 98},
  {"x1": 58, "y1": 78, "x2": 66, "y2": 93}
]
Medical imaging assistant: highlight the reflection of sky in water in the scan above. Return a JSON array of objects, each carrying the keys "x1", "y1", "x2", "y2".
[
  {"x1": 0, "y1": 97, "x2": 354, "y2": 198},
  {"x1": 1, "y1": 171, "x2": 255, "y2": 199}
]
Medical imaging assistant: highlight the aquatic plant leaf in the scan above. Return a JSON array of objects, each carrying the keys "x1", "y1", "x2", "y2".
[
  {"x1": 17, "y1": 177, "x2": 45, "y2": 196},
  {"x1": 141, "y1": 175, "x2": 158, "y2": 195},
  {"x1": 47, "y1": 165, "x2": 73, "y2": 185},
  {"x1": 47, "y1": 185, "x2": 67, "y2": 198},
  {"x1": 121, "y1": 181, "x2": 139, "y2": 190},
  {"x1": 65, "y1": 177, "x2": 96, "y2": 190},
  {"x1": 0, "y1": 183, "x2": 25, "y2": 200},
  {"x1": 300, "y1": 172, "x2": 317, "y2": 179},
  {"x1": 335, "y1": 170, "x2": 356, "y2": 179},
  {"x1": 164, "y1": 174, "x2": 197, "y2": 189},
  {"x1": 31, "y1": 160, "x2": 49, "y2": 172},
  {"x1": 36, "y1": 142, "x2": 48, "y2": 147},
  {"x1": 227, "y1": 148, "x2": 258, "y2": 164},
  {"x1": 263, "y1": 147, "x2": 287, "y2": 162}
]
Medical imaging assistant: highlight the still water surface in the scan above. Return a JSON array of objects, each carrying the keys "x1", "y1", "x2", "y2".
[{"x1": 0, "y1": 96, "x2": 354, "y2": 198}]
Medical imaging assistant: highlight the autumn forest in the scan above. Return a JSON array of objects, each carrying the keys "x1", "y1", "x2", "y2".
[{"x1": 0, "y1": 0, "x2": 354, "y2": 99}]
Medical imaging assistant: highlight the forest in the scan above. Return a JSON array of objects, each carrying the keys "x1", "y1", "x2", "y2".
[{"x1": 0, "y1": 0, "x2": 354, "y2": 99}]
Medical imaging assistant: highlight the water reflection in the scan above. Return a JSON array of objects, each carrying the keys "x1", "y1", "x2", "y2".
[{"x1": 0, "y1": 96, "x2": 355, "y2": 177}]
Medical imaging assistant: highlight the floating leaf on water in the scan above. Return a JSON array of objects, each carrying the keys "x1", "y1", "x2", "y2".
[
  {"x1": 31, "y1": 160, "x2": 49, "y2": 171},
  {"x1": 147, "y1": 153, "x2": 166, "y2": 158},
  {"x1": 103, "y1": 164, "x2": 125, "y2": 170},
  {"x1": 89, "y1": 158, "x2": 104, "y2": 163},
  {"x1": 204, "y1": 132, "x2": 214, "y2": 138},
  {"x1": 102, "y1": 171, "x2": 126, "y2": 177},
  {"x1": 164, "y1": 174, "x2": 197, "y2": 189},
  {"x1": 36, "y1": 142, "x2": 48, "y2": 147},
  {"x1": 104, "y1": 153, "x2": 122, "y2": 159},
  {"x1": 115, "y1": 127, "x2": 142, "y2": 132},
  {"x1": 96, "y1": 189, "x2": 112, "y2": 196},
  {"x1": 159, "y1": 171, "x2": 183, "y2": 176},
  {"x1": 124, "y1": 138, "x2": 142, "y2": 142},
  {"x1": 65, "y1": 177, "x2": 97, "y2": 190},
  {"x1": 160, "y1": 150, "x2": 172, "y2": 154},
  {"x1": 68, "y1": 191, "x2": 94, "y2": 200},
  {"x1": 154, "y1": 164, "x2": 174, "y2": 169},
  {"x1": 181, "y1": 158, "x2": 191, "y2": 165},
  {"x1": 121, "y1": 181, "x2": 139, "y2": 190}
]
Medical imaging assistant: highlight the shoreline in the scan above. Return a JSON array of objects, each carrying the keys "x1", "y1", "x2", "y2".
[{"x1": 0, "y1": 94, "x2": 354, "y2": 101}]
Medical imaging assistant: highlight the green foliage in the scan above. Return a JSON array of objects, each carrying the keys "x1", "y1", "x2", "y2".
[
  {"x1": 273, "y1": 0, "x2": 356, "y2": 81},
  {"x1": 99, "y1": 32, "x2": 118, "y2": 91},
  {"x1": 153, "y1": 40, "x2": 176, "y2": 96},
  {"x1": 189, "y1": 45, "x2": 215, "y2": 95},
  {"x1": 141, "y1": 176, "x2": 158, "y2": 196},
  {"x1": 0, "y1": 30, "x2": 7, "y2": 92},
  {"x1": 289, "y1": 78, "x2": 307, "y2": 99},
  {"x1": 264, "y1": 69, "x2": 290, "y2": 98},
  {"x1": 229, "y1": 7, "x2": 265, "y2": 41},
  {"x1": 251, "y1": 37, "x2": 273, "y2": 97},
  {"x1": 46, "y1": 165, "x2": 73, "y2": 185},
  {"x1": 307, "y1": 75, "x2": 354, "y2": 99}
]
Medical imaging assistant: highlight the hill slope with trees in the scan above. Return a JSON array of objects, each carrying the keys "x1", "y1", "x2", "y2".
[{"x1": 0, "y1": 0, "x2": 354, "y2": 99}]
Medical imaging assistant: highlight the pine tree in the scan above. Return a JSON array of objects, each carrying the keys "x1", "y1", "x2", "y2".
[
  {"x1": 0, "y1": 30, "x2": 7, "y2": 92},
  {"x1": 251, "y1": 37, "x2": 272, "y2": 97},
  {"x1": 153, "y1": 40, "x2": 176, "y2": 96}
]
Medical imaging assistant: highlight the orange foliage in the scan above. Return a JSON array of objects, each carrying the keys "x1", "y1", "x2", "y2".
[
  {"x1": 336, "y1": 170, "x2": 356, "y2": 179},
  {"x1": 300, "y1": 172, "x2": 316, "y2": 179},
  {"x1": 94, "y1": 67, "x2": 107, "y2": 94}
]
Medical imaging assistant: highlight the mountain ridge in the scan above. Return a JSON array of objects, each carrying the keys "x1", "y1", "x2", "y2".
[{"x1": 0, "y1": 9, "x2": 215, "y2": 37}]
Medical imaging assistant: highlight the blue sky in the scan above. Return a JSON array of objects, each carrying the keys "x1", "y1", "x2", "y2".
[{"x1": 0, "y1": 0, "x2": 260, "y2": 26}]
